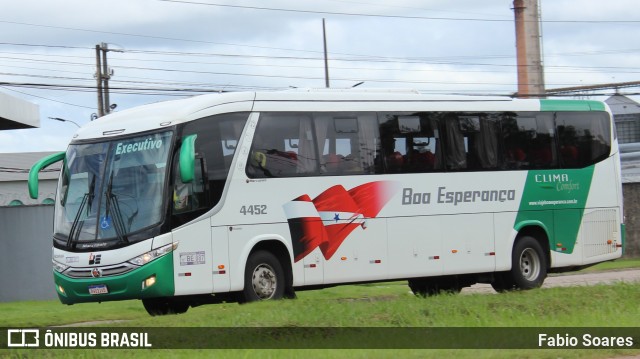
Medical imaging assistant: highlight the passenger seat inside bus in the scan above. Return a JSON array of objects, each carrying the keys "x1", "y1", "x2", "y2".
[{"x1": 249, "y1": 149, "x2": 298, "y2": 177}]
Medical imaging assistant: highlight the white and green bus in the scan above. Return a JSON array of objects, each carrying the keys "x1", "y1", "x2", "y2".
[{"x1": 29, "y1": 89, "x2": 624, "y2": 315}]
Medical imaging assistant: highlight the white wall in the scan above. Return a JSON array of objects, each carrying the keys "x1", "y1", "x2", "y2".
[{"x1": 0, "y1": 179, "x2": 57, "y2": 206}]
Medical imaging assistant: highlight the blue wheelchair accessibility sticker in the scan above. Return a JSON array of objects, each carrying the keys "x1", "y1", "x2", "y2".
[{"x1": 100, "y1": 216, "x2": 112, "y2": 230}]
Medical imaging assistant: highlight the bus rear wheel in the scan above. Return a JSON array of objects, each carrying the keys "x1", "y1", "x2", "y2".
[
  {"x1": 142, "y1": 298, "x2": 189, "y2": 316},
  {"x1": 240, "y1": 250, "x2": 285, "y2": 303},
  {"x1": 493, "y1": 235, "x2": 547, "y2": 292}
]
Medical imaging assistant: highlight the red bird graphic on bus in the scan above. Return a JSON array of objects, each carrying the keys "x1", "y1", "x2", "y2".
[{"x1": 283, "y1": 181, "x2": 399, "y2": 262}]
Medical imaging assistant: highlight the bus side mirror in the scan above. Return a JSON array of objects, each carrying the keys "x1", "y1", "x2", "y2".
[
  {"x1": 28, "y1": 151, "x2": 65, "y2": 199},
  {"x1": 179, "y1": 134, "x2": 198, "y2": 183}
]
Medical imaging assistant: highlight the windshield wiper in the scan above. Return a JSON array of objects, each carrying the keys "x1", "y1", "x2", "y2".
[
  {"x1": 66, "y1": 192, "x2": 91, "y2": 248},
  {"x1": 66, "y1": 175, "x2": 97, "y2": 248},
  {"x1": 104, "y1": 171, "x2": 131, "y2": 244}
]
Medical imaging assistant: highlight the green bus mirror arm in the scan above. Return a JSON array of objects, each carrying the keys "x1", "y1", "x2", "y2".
[
  {"x1": 28, "y1": 151, "x2": 65, "y2": 199},
  {"x1": 179, "y1": 134, "x2": 198, "y2": 183}
]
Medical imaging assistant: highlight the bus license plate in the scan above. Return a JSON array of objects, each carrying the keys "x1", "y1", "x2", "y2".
[{"x1": 88, "y1": 284, "x2": 109, "y2": 295}]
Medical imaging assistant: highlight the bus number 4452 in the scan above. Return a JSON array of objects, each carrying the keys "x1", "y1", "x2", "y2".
[{"x1": 240, "y1": 205, "x2": 267, "y2": 215}]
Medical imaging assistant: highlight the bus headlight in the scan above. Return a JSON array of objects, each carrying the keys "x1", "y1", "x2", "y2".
[
  {"x1": 53, "y1": 260, "x2": 69, "y2": 273},
  {"x1": 128, "y1": 242, "x2": 178, "y2": 266}
]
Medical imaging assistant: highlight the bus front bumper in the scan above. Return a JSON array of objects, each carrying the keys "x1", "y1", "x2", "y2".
[{"x1": 53, "y1": 254, "x2": 174, "y2": 304}]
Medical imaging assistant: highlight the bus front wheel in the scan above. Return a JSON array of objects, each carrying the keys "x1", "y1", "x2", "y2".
[
  {"x1": 142, "y1": 298, "x2": 189, "y2": 316},
  {"x1": 240, "y1": 250, "x2": 285, "y2": 303}
]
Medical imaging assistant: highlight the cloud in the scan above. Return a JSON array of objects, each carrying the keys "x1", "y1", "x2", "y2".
[{"x1": 0, "y1": 0, "x2": 638, "y2": 152}]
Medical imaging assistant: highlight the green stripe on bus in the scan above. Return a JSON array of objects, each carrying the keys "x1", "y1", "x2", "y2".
[
  {"x1": 514, "y1": 166, "x2": 595, "y2": 254},
  {"x1": 54, "y1": 253, "x2": 175, "y2": 304},
  {"x1": 540, "y1": 99, "x2": 605, "y2": 112}
]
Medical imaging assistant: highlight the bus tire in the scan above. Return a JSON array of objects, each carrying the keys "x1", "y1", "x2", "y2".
[
  {"x1": 240, "y1": 250, "x2": 285, "y2": 303},
  {"x1": 408, "y1": 278, "x2": 461, "y2": 297},
  {"x1": 510, "y1": 235, "x2": 547, "y2": 290},
  {"x1": 408, "y1": 278, "x2": 430, "y2": 297},
  {"x1": 142, "y1": 298, "x2": 189, "y2": 316},
  {"x1": 490, "y1": 272, "x2": 515, "y2": 292}
]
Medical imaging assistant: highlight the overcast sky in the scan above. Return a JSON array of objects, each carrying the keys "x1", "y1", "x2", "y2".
[{"x1": 0, "y1": 0, "x2": 638, "y2": 154}]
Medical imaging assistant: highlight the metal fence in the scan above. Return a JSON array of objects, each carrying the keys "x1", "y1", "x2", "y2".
[{"x1": 0, "y1": 205, "x2": 57, "y2": 302}]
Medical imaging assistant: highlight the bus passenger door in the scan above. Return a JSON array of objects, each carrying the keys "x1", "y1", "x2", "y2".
[
  {"x1": 171, "y1": 153, "x2": 216, "y2": 295},
  {"x1": 172, "y1": 218, "x2": 214, "y2": 296}
]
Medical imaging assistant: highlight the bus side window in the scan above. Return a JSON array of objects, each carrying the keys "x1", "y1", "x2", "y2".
[
  {"x1": 442, "y1": 114, "x2": 467, "y2": 170},
  {"x1": 315, "y1": 113, "x2": 376, "y2": 176},
  {"x1": 502, "y1": 113, "x2": 527, "y2": 169},
  {"x1": 177, "y1": 112, "x2": 247, "y2": 210},
  {"x1": 378, "y1": 134, "x2": 405, "y2": 173},
  {"x1": 463, "y1": 115, "x2": 500, "y2": 171},
  {"x1": 530, "y1": 114, "x2": 557, "y2": 169},
  {"x1": 378, "y1": 113, "x2": 439, "y2": 174},
  {"x1": 248, "y1": 113, "x2": 316, "y2": 178},
  {"x1": 556, "y1": 112, "x2": 611, "y2": 168},
  {"x1": 378, "y1": 115, "x2": 404, "y2": 173},
  {"x1": 502, "y1": 113, "x2": 557, "y2": 170}
]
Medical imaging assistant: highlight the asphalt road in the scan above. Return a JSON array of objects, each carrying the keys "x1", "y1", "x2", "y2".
[{"x1": 464, "y1": 269, "x2": 640, "y2": 294}]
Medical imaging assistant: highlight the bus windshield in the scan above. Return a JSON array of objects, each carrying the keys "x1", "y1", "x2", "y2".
[{"x1": 54, "y1": 131, "x2": 173, "y2": 249}]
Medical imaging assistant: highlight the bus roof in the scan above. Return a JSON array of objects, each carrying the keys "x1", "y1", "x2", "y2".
[{"x1": 71, "y1": 89, "x2": 608, "y2": 142}]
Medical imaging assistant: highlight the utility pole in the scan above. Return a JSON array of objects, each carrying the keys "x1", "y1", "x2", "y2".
[
  {"x1": 322, "y1": 18, "x2": 330, "y2": 88},
  {"x1": 95, "y1": 45, "x2": 104, "y2": 118},
  {"x1": 513, "y1": 0, "x2": 545, "y2": 98},
  {"x1": 94, "y1": 43, "x2": 122, "y2": 119},
  {"x1": 101, "y1": 42, "x2": 112, "y2": 116}
]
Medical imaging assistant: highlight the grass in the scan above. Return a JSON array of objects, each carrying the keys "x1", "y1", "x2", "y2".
[
  {"x1": 577, "y1": 257, "x2": 640, "y2": 272},
  {"x1": 2, "y1": 281, "x2": 639, "y2": 328},
  {"x1": 1, "y1": 261, "x2": 639, "y2": 358}
]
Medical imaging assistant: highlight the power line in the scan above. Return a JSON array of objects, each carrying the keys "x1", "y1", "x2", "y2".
[
  {"x1": 324, "y1": 0, "x2": 513, "y2": 19},
  {"x1": 4, "y1": 75, "x2": 630, "y2": 92},
  {"x1": 4, "y1": 51, "x2": 640, "y2": 76},
  {"x1": 2, "y1": 52, "x2": 640, "y2": 98},
  {"x1": 0, "y1": 71, "x2": 92, "y2": 83},
  {"x1": 0, "y1": 86, "x2": 95, "y2": 109},
  {"x1": 2, "y1": 42, "x2": 640, "y2": 73},
  {"x1": 5, "y1": 65, "x2": 640, "y2": 96},
  {"x1": 156, "y1": 0, "x2": 640, "y2": 23},
  {"x1": 3, "y1": 80, "x2": 638, "y2": 100},
  {"x1": 3, "y1": 54, "x2": 640, "y2": 91},
  {"x1": 0, "y1": 21, "x2": 339, "y2": 54},
  {"x1": 0, "y1": 42, "x2": 91, "y2": 51},
  {"x1": 0, "y1": 41, "x2": 638, "y2": 104}
]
